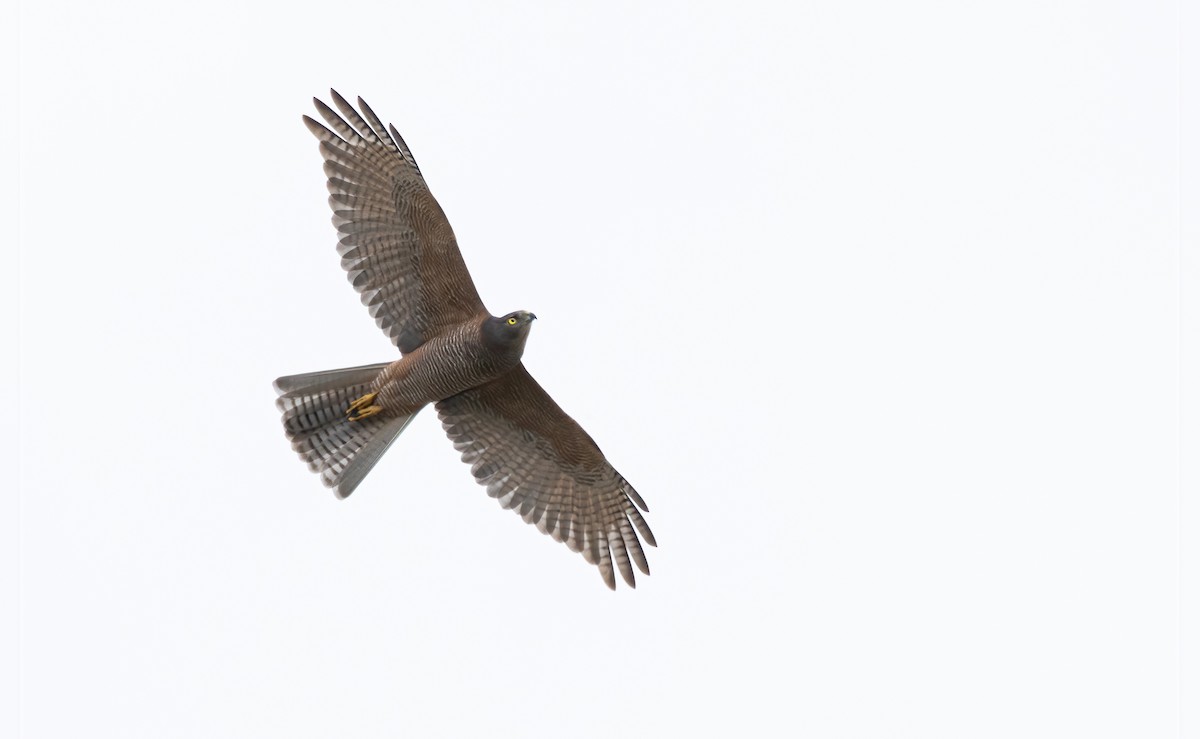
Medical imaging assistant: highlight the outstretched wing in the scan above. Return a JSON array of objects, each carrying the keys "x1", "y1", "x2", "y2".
[
  {"x1": 436, "y1": 365, "x2": 656, "y2": 589},
  {"x1": 304, "y1": 90, "x2": 486, "y2": 352}
]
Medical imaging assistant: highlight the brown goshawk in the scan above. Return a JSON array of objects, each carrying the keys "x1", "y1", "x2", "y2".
[{"x1": 274, "y1": 91, "x2": 655, "y2": 589}]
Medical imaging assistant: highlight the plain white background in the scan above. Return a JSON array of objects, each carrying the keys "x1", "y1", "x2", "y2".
[{"x1": 13, "y1": 1, "x2": 1194, "y2": 737}]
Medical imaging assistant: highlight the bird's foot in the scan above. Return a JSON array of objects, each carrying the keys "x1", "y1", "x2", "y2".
[{"x1": 346, "y1": 392, "x2": 382, "y2": 421}]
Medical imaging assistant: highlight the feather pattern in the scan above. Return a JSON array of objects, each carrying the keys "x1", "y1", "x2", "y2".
[
  {"x1": 303, "y1": 90, "x2": 485, "y2": 353},
  {"x1": 437, "y1": 366, "x2": 655, "y2": 589},
  {"x1": 275, "y1": 363, "x2": 419, "y2": 498}
]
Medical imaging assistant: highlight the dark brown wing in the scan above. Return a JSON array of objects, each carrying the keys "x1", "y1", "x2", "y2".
[
  {"x1": 436, "y1": 365, "x2": 656, "y2": 589},
  {"x1": 304, "y1": 90, "x2": 486, "y2": 352}
]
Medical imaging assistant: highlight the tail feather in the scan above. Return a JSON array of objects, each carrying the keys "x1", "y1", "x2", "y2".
[
  {"x1": 273, "y1": 362, "x2": 389, "y2": 396},
  {"x1": 275, "y1": 363, "x2": 419, "y2": 498}
]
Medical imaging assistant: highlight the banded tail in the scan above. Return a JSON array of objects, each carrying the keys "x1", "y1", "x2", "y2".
[{"x1": 274, "y1": 363, "x2": 419, "y2": 498}]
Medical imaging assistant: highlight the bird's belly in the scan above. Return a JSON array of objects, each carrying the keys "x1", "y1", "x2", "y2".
[{"x1": 374, "y1": 340, "x2": 514, "y2": 411}]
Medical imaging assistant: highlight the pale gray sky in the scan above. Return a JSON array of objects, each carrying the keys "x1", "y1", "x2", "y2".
[{"x1": 14, "y1": 1, "x2": 1194, "y2": 737}]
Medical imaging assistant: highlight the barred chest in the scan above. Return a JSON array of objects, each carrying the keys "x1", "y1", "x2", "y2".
[{"x1": 375, "y1": 321, "x2": 527, "y2": 409}]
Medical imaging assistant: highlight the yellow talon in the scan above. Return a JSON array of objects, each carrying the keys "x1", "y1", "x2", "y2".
[
  {"x1": 348, "y1": 405, "x2": 383, "y2": 421},
  {"x1": 346, "y1": 392, "x2": 382, "y2": 421}
]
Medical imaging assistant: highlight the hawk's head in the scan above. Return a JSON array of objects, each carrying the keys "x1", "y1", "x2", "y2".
[{"x1": 482, "y1": 310, "x2": 537, "y2": 355}]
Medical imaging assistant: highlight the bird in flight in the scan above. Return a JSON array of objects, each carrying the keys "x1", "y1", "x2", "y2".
[{"x1": 274, "y1": 91, "x2": 655, "y2": 589}]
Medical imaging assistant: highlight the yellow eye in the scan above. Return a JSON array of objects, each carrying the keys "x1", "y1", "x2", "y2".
[{"x1": 507, "y1": 316, "x2": 518, "y2": 325}]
